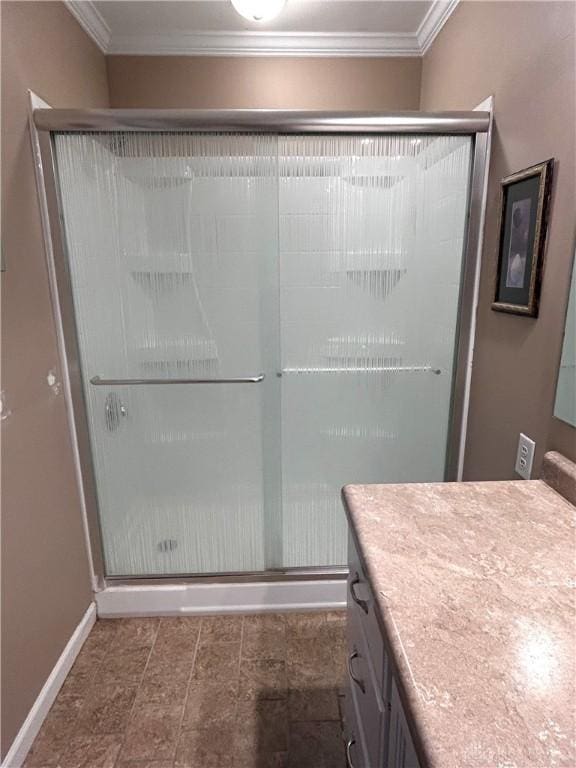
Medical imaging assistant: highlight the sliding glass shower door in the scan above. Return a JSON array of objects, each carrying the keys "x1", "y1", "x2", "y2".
[
  {"x1": 55, "y1": 133, "x2": 281, "y2": 576},
  {"x1": 53, "y1": 130, "x2": 472, "y2": 577},
  {"x1": 278, "y1": 135, "x2": 471, "y2": 566}
]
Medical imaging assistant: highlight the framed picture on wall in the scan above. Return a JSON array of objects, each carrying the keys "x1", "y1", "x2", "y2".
[{"x1": 492, "y1": 159, "x2": 554, "y2": 317}]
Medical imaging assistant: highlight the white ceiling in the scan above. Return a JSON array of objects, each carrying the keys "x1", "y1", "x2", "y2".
[{"x1": 66, "y1": 0, "x2": 459, "y2": 56}]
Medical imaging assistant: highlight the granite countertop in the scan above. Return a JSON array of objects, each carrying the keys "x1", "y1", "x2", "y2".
[{"x1": 342, "y1": 464, "x2": 576, "y2": 768}]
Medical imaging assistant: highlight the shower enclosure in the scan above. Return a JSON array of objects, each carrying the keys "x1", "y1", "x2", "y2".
[{"x1": 34, "y1": 110, "x2": 489, "y2": 583}]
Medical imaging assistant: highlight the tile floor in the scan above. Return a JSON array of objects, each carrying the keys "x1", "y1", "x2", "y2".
[{"x1": 24, "y1": 612, "x2": 348, "y2": 768}]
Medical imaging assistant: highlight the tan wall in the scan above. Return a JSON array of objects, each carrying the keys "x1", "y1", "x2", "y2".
[
  {"x1": 1, "y1": 2, "x2": 574, "y2": 756},
  {"x1": 107, "y1": 55, "x2": 422, "y2": 109},
  {"x1": 421, "y1": 1, "x2": 576, "y2": 477},
  {"x1": 0, "y1": 1, "x2": 109, "y2": 757}
]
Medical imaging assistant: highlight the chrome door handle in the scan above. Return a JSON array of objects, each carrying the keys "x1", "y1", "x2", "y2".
[
  {"x1": 347, "y1": 650, "x2": 365, "y2": 693},
  {"x1": 345, "y1": 737, "x2": 357, "y2": 768},
  {"x1": 350, "y1": 573, "x2": 369, "y2": 614},
  {"x1": 91, "y1": 374, "x2": 265, "y2": 385},
  {"x1": 104, "y1": 392, "x2": 127, "y2": 432}
]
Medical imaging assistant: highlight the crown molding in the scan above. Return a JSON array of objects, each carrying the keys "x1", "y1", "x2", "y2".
[
  {"x1": 65, "y1": 0, "x2": 458, "y2": 58},
  {"x1": 107, "y1": 30, "x2": 420, "y2": 57},
  {"x1": 417, "y1": 0, "x2": 460, "y2": 55},
  {"x1": 65, "y1": 0, "x2": 111, "y2": 52}
]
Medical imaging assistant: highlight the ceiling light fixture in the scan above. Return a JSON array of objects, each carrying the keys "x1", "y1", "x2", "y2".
[{"x1": 231, "y1": 0, "x2": 286, "y2": 22}]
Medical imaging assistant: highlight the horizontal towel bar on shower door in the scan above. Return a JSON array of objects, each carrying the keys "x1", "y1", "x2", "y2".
[
  {"x1": 89, "y1": 374, "x2": 266, "y2": 386},
  {"x1": 280, "y1": 366, "x2": 441, "y2": 375}
]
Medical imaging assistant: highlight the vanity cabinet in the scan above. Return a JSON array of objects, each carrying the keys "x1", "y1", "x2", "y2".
[
  {"x1": 386, "y1": 680, "x2": 420, "y2": 768},
  {"x1": 342, "y1": 470, "x2": 576, "y2": 768},
  {"x1": 344, "y1": 535, "x2": 421, "y2": 768}
]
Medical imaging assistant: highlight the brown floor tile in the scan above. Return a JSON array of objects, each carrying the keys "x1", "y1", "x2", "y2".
[
  {"x1": 76, "y1": 683, "x2": 138, "y2": 735},
  {"x1": 325, "y1": 611, "x2": 346, "y2": 625},
  {"x1": 286, "y1": 612, "x2": 346, "y2": 647},
  {"x1": 116, "y1": 763, "x2": 174, "y2": 768},
  {"x1": 137, "y1": 658, "x2": 192, "y2": 706},
  {"x1": 153, "y1": 617, "x2": 201, "y2": 658},
  {"x1": 323, "y1": 618, "x2": 347, "y2": 650},
  {"x1": 50, "y1": 690, "x2": 87, "y2": 718},
  {"x1": 182, "y1": 682, "x2": 238, "y2": 729},
  {"x1": 58, "y1": 670, "x2": 97, "y2": 701},
  {"x1": 24, "y1": 761, "x2": 56, "y2": 768},
  {"x1": 24, "y1": 611, "x2": 347, "y2": 768},
  {"x1": 70, "y1": 638, "x2": 108, "y2": 677},
  {"x1": 239, "y1": 660, "x2": 287, "y2": 701},
  {"x1": 112, "y1": 618, "x2": 160, "y2": 649},
  {"x1": 287, "y1": 630, "x2": 342, "y2": 665},
  {"x1": 284, "y1": 613, "x2": 327, "y2": 638},
  {"x1": 89, "y1": 619, "x2": 119, "y2": 641},
  {"x1": 287, "y1": 721, "x2": 345, "y2": 768},
  {"x1": 200, "y1": 615, "x2": 243, "y2": 645},
  {"x1": 287, "y1": 687, "x2": 340, "y2": 722},
  {"x1": 99, "y1": 645, "x2": 151, "y2": 684},
  {"x1": 235, "y1": 698, "x2": 289, "y2": 753},
  {"x1": 234, "y1": 754, "x2": 288, "y2": 768},
  {"x1": 286, "y1": 659, "x2": 345, "y2": 692},
  {"x1": 192, "y1": 641, "x2": 241, "y2": 683},
  {"x1": 243, "y1": 615, "x2": 286, "y2": 633},
  {"x1": 286, "y1": 633, "x2": 346, "y2": 690},
  {"x1": 120, "y1": 703, "x2": 182, "y2": 761},
  {"x1": 58, "y1": 733, "x2": 123, "y2": 768},
  {"x1": 242, "y1": 615, "x2": 286, "y2": 661},
  {"x1": 24, "y1": 699, "x2": 81, "y2": 767},
  {"x1": 175, "y1": 725, "x2": 235, "y2": 768},
  {"x1": 286, "y1": 659, "x2": 316, "y2": 689}
]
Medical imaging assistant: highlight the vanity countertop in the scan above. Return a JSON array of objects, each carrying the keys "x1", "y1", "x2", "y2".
[{"x1": 342, "y1": 476, "x2": 576, "y2": 768}]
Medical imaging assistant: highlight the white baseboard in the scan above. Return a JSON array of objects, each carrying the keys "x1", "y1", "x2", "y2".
[
  {"x1": 96, "y1": 579, "x2": 347, "y2": 617},
  {"x1": 2, "y1": 603, "x2": 97, "y2": 768}
]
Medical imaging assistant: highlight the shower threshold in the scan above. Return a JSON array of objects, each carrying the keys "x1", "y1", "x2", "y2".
[
  {"x1": 105, "y1": 565, "x2": 349, "y2": 586},
  {"x1": 95, "y1": 568, "x2": 348, "y2": 617}
]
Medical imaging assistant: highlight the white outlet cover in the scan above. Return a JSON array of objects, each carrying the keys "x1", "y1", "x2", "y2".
[{"x1": 515, "y1": 433, "x2": 535, "y2": 480}]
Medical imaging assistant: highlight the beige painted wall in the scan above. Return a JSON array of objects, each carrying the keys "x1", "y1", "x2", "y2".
[
  {"x1": 107, "y1": 55, "x2": 422, "y2": 109},
  {"x1": 421, "y1": 0, "x2": 576, "y2": 477},
  {"x1": 1, "y1": 1, "x2": 574, "y2": 756},
  {"x1": 0, "y1": 1, "x2": 109, "y2": 756}
]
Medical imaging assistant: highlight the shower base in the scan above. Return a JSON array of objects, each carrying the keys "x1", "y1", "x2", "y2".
[{"x1": 95, "y1": 576, "x2": 347, "y2": 617}]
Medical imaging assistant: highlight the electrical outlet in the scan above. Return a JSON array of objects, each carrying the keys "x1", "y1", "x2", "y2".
[{"x1": 515, "y1": 433, "x2": 535, "y2": 479}]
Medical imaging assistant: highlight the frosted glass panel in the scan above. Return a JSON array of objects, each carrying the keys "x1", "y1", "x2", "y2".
[
  {"x1": 54, "y1": 132, "x2": 278, "y2": 575},
  {"x1": 554, "y1": 250, "x2": 576, "y2": 426},
  {"x1": 53, "y1": 130, "x2": 473, "y2": 576},
  {"x1": 278, "y1": 135, "x2": 472, "y2": 567}
]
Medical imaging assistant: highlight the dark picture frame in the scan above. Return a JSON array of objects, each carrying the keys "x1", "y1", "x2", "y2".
[{"x1": 492, "y1": 159, "x2": 554, "y2": 317}]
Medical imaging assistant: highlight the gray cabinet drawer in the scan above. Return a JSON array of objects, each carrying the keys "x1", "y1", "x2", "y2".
[
  {"x1": 347, "y1": 606, "x2": 384, "y2": 767},
  {"x1": 342, "y1": 687, "x2": 365, "y2": 768},
  {"x1": 387, "y1": 680, "x2": 421, "y2": 768},
  {"x1": 348, "y1": 534, "x2": 388, "y2": 698},
  {"x1": 346, "y1": 531, "x2": 421, "y2": 768},
  {"x1": 344, "y1": 731, "x2": 365, "y2": 768}
]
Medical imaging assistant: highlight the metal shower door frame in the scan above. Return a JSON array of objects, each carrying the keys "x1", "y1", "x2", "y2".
[{"x1": 33, "y1": 109, "x2": 490, "y2": 589}]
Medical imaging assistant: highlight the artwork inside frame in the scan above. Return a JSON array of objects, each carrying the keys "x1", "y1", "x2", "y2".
[{"x1": 492, "y1": 158, "x2": 554, "y2": 317}]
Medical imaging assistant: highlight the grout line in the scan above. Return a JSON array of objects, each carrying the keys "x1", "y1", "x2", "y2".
[
  {"x1": 134, "y1": 618, "x2": 161, "y2": 694},
  {"x1": 238, "y1": 614, "x2": 246, "y2": 667},
  {"x1": 233, "y1": 615, "x2": 245, "y2": 726},
  {"x1": 112, "y1": 618, "x2": 161, "y2": 767},
  {"x1": 174, "y1": 615, "x2": 204, "y2": 763}
]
